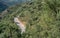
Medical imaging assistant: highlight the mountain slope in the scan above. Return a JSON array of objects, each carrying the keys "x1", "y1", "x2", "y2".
[{"x1": 0, "y1": 0, "x2": 60, "y2": 38}]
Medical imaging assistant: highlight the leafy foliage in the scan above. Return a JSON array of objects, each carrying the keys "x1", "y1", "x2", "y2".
[{"x1": 0, "y1": 0, "x2": 60, "y2": 38}]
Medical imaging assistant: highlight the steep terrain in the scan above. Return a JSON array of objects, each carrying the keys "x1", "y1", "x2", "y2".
[{"x1": 0, "y1": 0, "x2": 60, "y2": 38}]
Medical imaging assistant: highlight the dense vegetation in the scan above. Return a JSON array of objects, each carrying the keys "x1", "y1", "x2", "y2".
[{"x1": 0, "y1": 0, "x2": 60, "y2": 38}]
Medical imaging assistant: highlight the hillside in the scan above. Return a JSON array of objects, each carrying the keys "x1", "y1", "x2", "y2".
[{"x1": 0, "y1": 0, "x2": 60, "y2": 38}]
